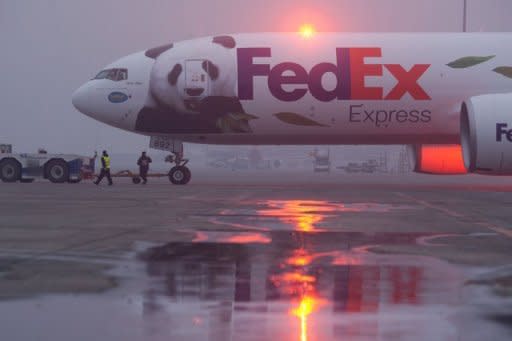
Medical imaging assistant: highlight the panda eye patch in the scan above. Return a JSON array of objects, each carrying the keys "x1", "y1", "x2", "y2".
[
  {"x1": 212, "y1": 35, "x2": 236, "y2": 49},
  {"x1": 202, "y1": 60, "x2": 219, "y2": 81},
  {"x1": 145, "y1": 43, "x2": 174, "y2": 59},
  {"x1": 168, "y1": 64, "x2": 182, "y2": 86}
]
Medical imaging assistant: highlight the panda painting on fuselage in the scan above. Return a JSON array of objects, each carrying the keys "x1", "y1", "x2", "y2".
[{"x1": 136, "y1": 35, "x2": 258, "y2": 134}]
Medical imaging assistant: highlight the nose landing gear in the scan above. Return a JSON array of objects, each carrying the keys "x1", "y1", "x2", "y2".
[{"x1": 150, "y1": 137, "x2": 192, "y2": 185}]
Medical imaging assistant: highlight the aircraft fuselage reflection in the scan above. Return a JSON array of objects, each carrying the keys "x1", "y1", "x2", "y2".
[
  {"x1": 138, "y1": 200, "x2": 448, "y2": 340},
  {"x1": 259, "y1": 200, "x2": 423, "y2": 340}
]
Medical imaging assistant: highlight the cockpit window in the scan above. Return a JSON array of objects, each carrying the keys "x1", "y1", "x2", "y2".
[
  {"x1": 93, "y1": 68, "x2": 128, "y2": 81},
  {"x1": 94, "y1": 70, "x2": 111, "y2": 80},
  {"x1": 117, "y1": 69, "x2": 128, "y2": 81}
]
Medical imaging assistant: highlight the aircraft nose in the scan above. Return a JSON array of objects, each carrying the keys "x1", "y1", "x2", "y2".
[{"x1": 72, "y1": 84, "x2": 91, "y2": 115}]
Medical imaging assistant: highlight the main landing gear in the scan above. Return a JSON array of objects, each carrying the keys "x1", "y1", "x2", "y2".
[{"x1": 166, "y1": 151, "x2": 191, "y2": 185}]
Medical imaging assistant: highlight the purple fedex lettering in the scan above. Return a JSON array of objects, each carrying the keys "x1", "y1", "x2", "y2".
[
  {"x1": 237, "y1": 48, "x2": 271, "y2": 100},
  {"x1": 309, "y1": 48, "x2": 351, "y2": 101},
  {"x1": 497, "y1": 123, "x2": 512, "y2": 142},
  {"x1": 237, "y1": 47, "x2": 351, "y2": 102},
  {"x1": 268, "y1": 62, "x2": 308, "y2": 102},
  {"x1": 237, "y1": 47, "x2": 431, "y2": 101},
  {"x1": 238, "y1": 48, "x2": 308, "y2": 102}
]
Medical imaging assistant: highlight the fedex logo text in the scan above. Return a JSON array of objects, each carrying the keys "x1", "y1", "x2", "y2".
[
  {"x1": 237, "y1": 47, "x2": 431, "y2": 102},
  {"x1": 496, "y1": 123, "x2": 512, "y2": 142}
]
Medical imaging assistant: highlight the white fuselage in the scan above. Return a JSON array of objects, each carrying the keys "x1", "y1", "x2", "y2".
[{"x1": 72, "y1": 33, "x2": 512, "y2": 145}]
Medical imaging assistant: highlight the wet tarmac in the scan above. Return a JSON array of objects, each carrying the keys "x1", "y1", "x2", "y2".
[{"x1": 0, "y1": 173, "x2": 511, "y2": 340}]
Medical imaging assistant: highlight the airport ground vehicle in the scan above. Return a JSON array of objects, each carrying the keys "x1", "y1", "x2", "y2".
[
  {"x1": 342, "y1": 162, "x2": 363, "y2": 174},
  {"x1": 312, "y1": 149, "x2": 331, "y2": 172},
  {"x1": 0, "y1": 150, "x2": 94, "y2": 183},
  {"x1": 361, "y1": 160, "x2": 379, "y2": 173},
  {"x1": 339, "y1": 159, "x2": 384, "y2": 174}
]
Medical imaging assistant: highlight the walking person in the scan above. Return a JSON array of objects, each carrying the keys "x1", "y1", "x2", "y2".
[
  {"x1": 94, "y1": 150, "x2": 113, "y2": 185},
  {"x1": 137, "y1": 151, "x2": 152, "y2": 184}
]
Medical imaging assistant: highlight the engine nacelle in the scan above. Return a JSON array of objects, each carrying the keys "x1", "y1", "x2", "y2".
[
  {"x1": 461, "y1": 94, "x2": 512, "y2": 175},
  {"x1": 409, "y1": 144, "x2": 466, "y2": 175}
]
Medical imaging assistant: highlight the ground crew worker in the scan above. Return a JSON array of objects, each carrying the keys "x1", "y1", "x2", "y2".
[
  {"x1": 137, "y1": 151, "x2": 152, "y2": 184},
  {"x1": 94, "y1": 150, "x2": 113, "y2": 185}
]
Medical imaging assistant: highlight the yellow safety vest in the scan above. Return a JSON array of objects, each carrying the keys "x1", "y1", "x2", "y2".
[{"x1": 102, "y1": 156, "x2": 111, "y2": 169}]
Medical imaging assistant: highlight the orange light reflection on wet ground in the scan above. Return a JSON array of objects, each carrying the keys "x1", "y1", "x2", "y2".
[
  {"x1": 292, "y1": 295, "x2": 316, "y2": 341},
  {"x1": 259, "y1": 200, "x2": 337, "y2": 232},
  {"x1": 225, "y1": 233, "x2": 271, "y2": 244},
  {"x1": 277, "y1": 272, "x2": 316, "y2": 285},
  {"x1": 192, "y1": 231, "x2": 271, "y2": 244},
  {"x1": 259, "y1": 201, "x2": 332, "y2": 340},
  {"x1": 287, "y1": 249, "x2": 313, "y2": 266},
  {"x1": 272, "y1": 243, "x2": 326, "y2": 341}
]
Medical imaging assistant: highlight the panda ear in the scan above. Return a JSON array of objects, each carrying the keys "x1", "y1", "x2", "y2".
[
  {"x1": 202, "y1": 60, "x2": 219, "y2": 80},
  {"x1": 167, "y1": 63, "x2": 182, "y2": 86},
  {"x1": 212, "y1": 36, "x2": 236, "y2": 49},
  {"x1": 145, "y1": 43, "x2": 174, "y2": 59}
]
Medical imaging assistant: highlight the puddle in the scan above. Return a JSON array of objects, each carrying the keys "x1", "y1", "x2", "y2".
[
  {"x1": 131, "y1": 229, "x2": 465, "y2": 341},
  {"x1": 0, "y1": 199, "x2": 510, "y2": 340}
]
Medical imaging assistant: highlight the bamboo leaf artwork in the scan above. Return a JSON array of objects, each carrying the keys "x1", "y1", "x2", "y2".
[
  {"x1": 216, "y1": 112, "x2": 258, "y2": 133},
  {"x1": 274, "y1": 112, "x2": 327, "y2": 127},
  {"x1": 493, "y1": 66, "x2": 512, "y2": 79},
  {"x1": 446, "y1": 55, "x2": 495, "y2": 69}
]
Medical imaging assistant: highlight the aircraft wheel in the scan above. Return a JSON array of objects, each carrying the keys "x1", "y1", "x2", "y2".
[
  {"x1": 183, "y1": 167, "x2": 191, "y2": 184},
  {"x1": 46, "y1": 159, "x2": 69, "y2": 183},
  {"x1": 169, "y1": 166, "x2": 191, "y2": 185},
  {"x1": 0, "y1": 159, "x2": 21, "y2": 183},
  {"x1": 132, "y1": 176, "x2": 141, "y2": 184}
]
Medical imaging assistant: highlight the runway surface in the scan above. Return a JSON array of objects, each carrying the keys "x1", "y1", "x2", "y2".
[{"x1": 0, "y1": 171, "x2": 511, "y2": 340}]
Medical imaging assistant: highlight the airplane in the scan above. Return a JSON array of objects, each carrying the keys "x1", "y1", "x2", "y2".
[{"x1": 72, "y1": 32, "x2": 512, "y2": 185}]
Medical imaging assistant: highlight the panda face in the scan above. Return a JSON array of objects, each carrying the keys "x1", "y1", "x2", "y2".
[{"x1": 149, "y1": 36, "x2": 237, "y2": 115}]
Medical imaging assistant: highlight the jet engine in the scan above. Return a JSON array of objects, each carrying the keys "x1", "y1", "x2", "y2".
[{"x1": 461, "y1": 94, "x2": 512, "y2": 175}]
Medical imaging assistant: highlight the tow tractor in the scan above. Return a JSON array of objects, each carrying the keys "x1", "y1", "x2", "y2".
[
  {"x1": 311, "y1": 148, "x2": 331, "y2": 173},
  {"x1": 0, "y1": 145, "x2": 94, "y2": 183}
]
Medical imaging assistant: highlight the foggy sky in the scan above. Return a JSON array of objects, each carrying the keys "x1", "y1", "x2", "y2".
[{"x1": 1, "y1": 0, "x2": 512, "y2": 154}]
